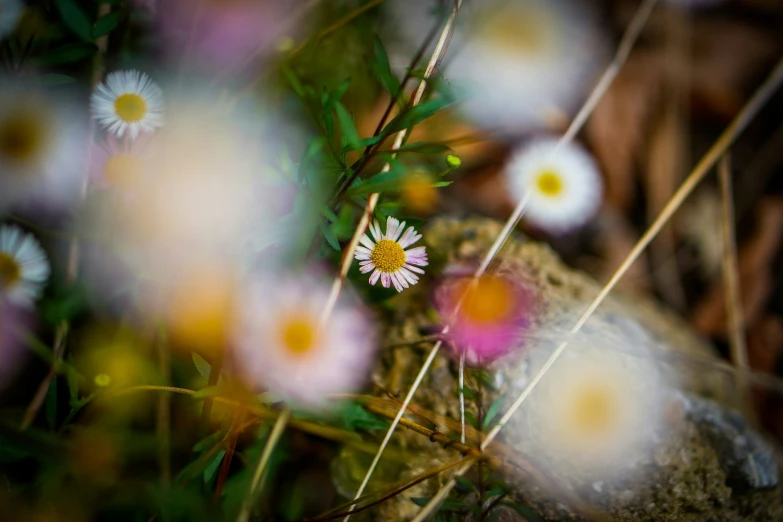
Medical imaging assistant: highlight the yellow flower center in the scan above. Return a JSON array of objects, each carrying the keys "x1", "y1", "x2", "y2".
[
  {"x1": 476, "y1": 8, "x2": 550, "y2": 54},
  {"x1": 114, "y1": 93, "x2": 147, "y2": 123},
  {"x1": 167, "y1": 267, "x2": 234, "y2": 353},
  {"x1": 104, "y1": 153, "x2": 143, "y2": 188},
  {"x1": 569, "y1": 383, "x2": 616, "y2": 436},
  {"x1": 535, "y1": 170, "x2": 564, "y2": 197},
  {"x1": 0, "y1": 110, "x2": 47, "y2": 166},
  {"x1": 0, "y1": 252, "x2": 21, "y2": 291},
  {"x1": 370, "y1": 239, "x2": 406, "y2": 274},
  {"x1": 402, "y1": 175, "x2": 438, "y2": 214},
  {"x1": 280, "y1": 317, "x2": 316, "y2": 355},
  {"x1": 457, "y1": 275, "x2": 514, "y2": 324}
]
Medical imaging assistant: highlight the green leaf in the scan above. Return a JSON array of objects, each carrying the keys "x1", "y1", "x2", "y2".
[
  {"x1": 192, "y1": 353, "x2": 212, "y2": 381},
  {"x1": 344, "y1": 165, "x2": 409, "y2": 196},
  {"x1": 321, "y1": 221, "x2": 340, "y2": 251},
  {"x1": 39, "y1": 73, "x2": 76, "y2": 85},
  {"x1": 455, "y1": 475, "x2": 477, "y2": 493},
  {"x1": 55, "y1": 0, "x2": 94, "y2": 41},
  {"x1": 335, "y1": 102, "x2": 361, "y2": 151},
  {"x1": 371, "y1": 37, "x2": 400, "y2": 96},
  {"x1": 37, "y1": 43, "x2": 98, "y2": 66},
  {"x1": 334, "y1": 401, "x2": 388, "y2": 431},
  {"x1": 464, "y1": 412, "x2": 478, "y2": 429},
  {"x1": 322, "y1": 78, "x2": 351, "y2": 112},
  {"x1": 92, "y1": 11, "x2": 124, "y2": 38},
  {"x1": 203, "y1": 448, "x2": 226, "y2": 484},
  {"x1": 382, "y1": 98, "x2": 452, "y2": 136},
  {"x1": 482, "y1": 395, "x2": 505, "y2": 430},
  {"x1": 193, "y1": 430, "x2": 227, "y2": 453}
]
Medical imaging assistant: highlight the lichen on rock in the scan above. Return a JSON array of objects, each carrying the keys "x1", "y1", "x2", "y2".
[{"x1": 332, "y1": 217, "x2": 783, "y2": 521}]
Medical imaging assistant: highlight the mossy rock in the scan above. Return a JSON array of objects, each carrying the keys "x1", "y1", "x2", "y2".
[{"x1": 333, "y1": 217, "x2": 783, "y2": 521}]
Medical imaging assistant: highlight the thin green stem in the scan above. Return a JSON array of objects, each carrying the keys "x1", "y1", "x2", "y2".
[{"x1": 237, "y1": 408, "x2": 291, "y2": 522}]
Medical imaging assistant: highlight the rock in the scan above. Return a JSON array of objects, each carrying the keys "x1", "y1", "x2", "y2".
[{"x1": 332, "y1": 217, "x2": 783, "y2": 521}]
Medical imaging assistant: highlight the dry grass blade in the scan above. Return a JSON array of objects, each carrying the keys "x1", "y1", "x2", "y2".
[
  {"x1": 718, "y1": 155, "x2": 749, "y2": 374},
  {"x1": 411, "y1": 55, "x2": 783, "y2": 522},
  {"x1": 340, "y1": 3, "x2": 464, "y2": 519}
]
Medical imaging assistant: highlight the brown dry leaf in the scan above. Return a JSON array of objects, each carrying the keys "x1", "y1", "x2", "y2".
[
  {"x1": 645, "y1": 101, "x2": 688, "y2": 311},
  {"x1": 688, "y1": 17, "x2": 780, "y2": 118},
  {"x1": 692, "y1": 198, "x2": 783, "y2": 338},
  {"x1": 585, "y1": 51, "x2": 664, "y2": 211},
  {"x1": 594, "y1": 204, "x2": 651, "y2": 293}
]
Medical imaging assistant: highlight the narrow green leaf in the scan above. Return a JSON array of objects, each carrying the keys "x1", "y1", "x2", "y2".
[
  {"x1": 382, "y1": 97, "x2": 452, "y2": 136},
  {"x1": 455, "y1": 475, "x2": 477, "y2": 493},
  {"x1": 321, "y1": 221, "x2": 340, "y2": 251},
  {"x1": 37, "y1": 43, "x2": 98, "y2": 66},
  {"x1": 372, "y1": 37, "x2": 400, "y2": 96},
  {"x1": 39, "y1": 73, "x2": 76, "y2": 85},
  {"x1": 203, "y1": 448, "x2": 226, "y2": 484},
  {"x1": 192, "y1": 352, "x2": 212, "y2": 381},
  {"x1": 323, "y1": 78, "x2": 351, "y2": 111},
  {"x1": 344, "y1": 166, "x2": 409, "y2": 196},
  {"x1": 92, "y1": 11, "x2": 124, "y2": 38},
  {"x1": 482, "y1": 396, "x2": 505, "y2": 430},
  {"x1": 55, "y1": 0, "x2": 93, "y2": 41},
  {"x1": 193, "y1": 429, "x2": 227, "y2": 452},
  {"x1": 335, "y1": 102, "x2": 361, "y2": 151}
]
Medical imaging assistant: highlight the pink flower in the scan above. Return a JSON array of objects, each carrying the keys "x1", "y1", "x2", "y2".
[
  {"x1": 231, "y1": 274, "x2": 376, "y2": 410},
  {"x1": 155, "y1": 0, "x2": 299, "y2": 74},
  {"x1": 435, "y1": 271, "x2": 535, "y2": 366}
]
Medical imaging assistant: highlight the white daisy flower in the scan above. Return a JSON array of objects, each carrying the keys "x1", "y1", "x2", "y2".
[
  {"x1": 0, "y1": 0, "x2": 23, "y2": 39},
  {"x1": 0, "y1": 89, "x2": 86, "y2": 210},
  {"x1": 91, "y1": 70, "x2": 164, "y2": 140},
  {"x1": 389, "y1": 0, "x2": 606, "y2": 131},
  {"x1": 506, "y1": 138, "x2": 603, "y2": 232},
  {"x1": 0, "y1": 226, "x2": 51, "y2": 307},
  {"x1": 355, "y1": 217, "x2": 428, "y2": 293},
  {"x1": 232, "y1": 275, "x2": 376, "y2": 409}
]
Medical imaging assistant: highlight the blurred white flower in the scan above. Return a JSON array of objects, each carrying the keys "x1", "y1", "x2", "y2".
[
  {"x1": 506, "y1": 138, "x2": 602, "y2": 232},
  {"x1": 0, "y1": 225, "x2": 50, "y2": 307},
  {"x1": 0, "y1": 89, "x2": 87, "y2": 210},
  {"x1": 0, "y1": 0, "x2": 23, "y2": 39},
  {"x1": 232, "y1": 274, "x2": 376, "y2": 409},
  {"x1": 91, "y1": 70, "x2": 164, "y2": 140},
  {"x1": 90, "y1": 136, "x2": 151, "y2": 190},
  {"x1": 83, "y1": 97, "x2": 297, "y2": 328},
  {"x1": 355, "y1": 217, "x2": 428, "y2": 293},
  {"x1": 390, "y1": 0, "x2": 606, "y2": 131},
  {"x1": 509, "y1": 327, "x2": 668, "y2": 484}
]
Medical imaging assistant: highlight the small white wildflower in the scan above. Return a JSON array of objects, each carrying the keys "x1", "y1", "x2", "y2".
[
  {"x1": 355, "y1": 217, "x2": 428, "y2": 293},
  {"x1": 232, "y1": 275, "x2": 376, "y2": 409},
  {"x1": 506, "y1": 138, "x2": 602, "y2": 232},
  {"x1": 0, "y1": 225, "x2": 50, "y2": 307},
  {"x1": 91, "y1": 70, "x2": 164, "y2": 140}
]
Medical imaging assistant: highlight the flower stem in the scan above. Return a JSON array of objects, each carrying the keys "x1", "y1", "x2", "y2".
[{"x1": 237, "y1": 407, "x2": 291, "y2": 522}]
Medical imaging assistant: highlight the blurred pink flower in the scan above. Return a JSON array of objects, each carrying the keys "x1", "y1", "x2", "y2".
[
  {"x1": 232, "y1": 274, "x2": 376, "y2": 410},
  {"x1": 156, "y1": 0, "x2": 300, "y2": 74},
  {"x1": 435, "y1": 271, "x2": 535, "y2": 366}
]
